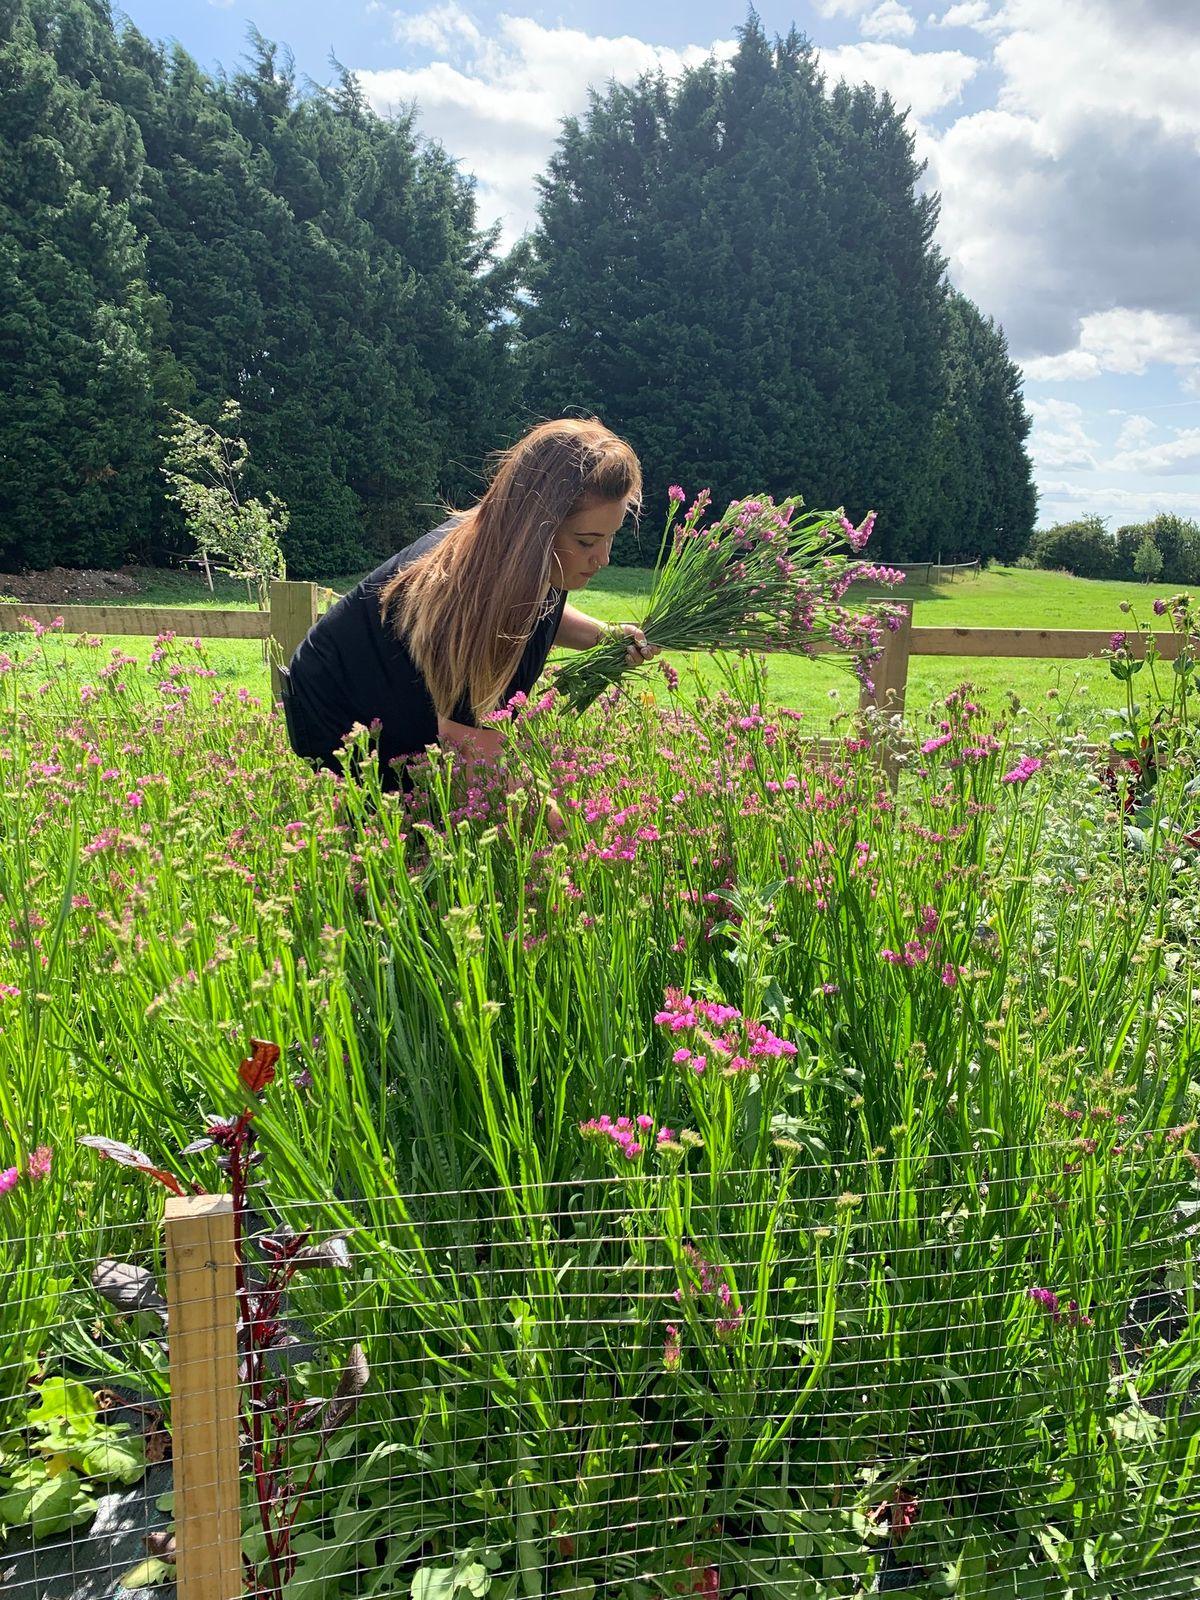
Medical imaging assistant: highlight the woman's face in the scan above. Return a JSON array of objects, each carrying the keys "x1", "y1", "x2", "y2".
[{"x1": 549, "y1": 499, "x2": 629, "y2": 591}]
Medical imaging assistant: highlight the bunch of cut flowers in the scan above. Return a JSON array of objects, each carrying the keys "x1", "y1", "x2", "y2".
[{"x1": 554, "y1": 487, "x2": 907, "y2": 712}]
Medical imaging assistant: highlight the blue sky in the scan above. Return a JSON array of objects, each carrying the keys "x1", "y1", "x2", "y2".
[{"x1": 119, "y1": 0, "x2": 1200, "y2": 534}]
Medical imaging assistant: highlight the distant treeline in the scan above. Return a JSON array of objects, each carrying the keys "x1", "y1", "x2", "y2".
[
  {"x1": 1025, "y1": 515, "x2": 1200, "y2": 586},
  {"x1": 1, "y1": 2, "x2": 1037, "y2": 576}
]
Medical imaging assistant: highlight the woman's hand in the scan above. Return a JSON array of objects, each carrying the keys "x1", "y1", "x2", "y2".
[
  {"x1": 545, "y1": 798, "x2": 567, "y2": 838},
  {"x1": 611, "y1": 623, "x2": 660, "y2": 667}
]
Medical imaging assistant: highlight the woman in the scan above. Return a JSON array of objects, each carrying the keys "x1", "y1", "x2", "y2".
[{"x1": 281, "y1": 418, "x2": 656, "y2": 795}]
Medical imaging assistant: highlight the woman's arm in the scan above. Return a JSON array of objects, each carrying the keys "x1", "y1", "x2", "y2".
[
  {"x1": 556, "y1": 604, "x2": 659, "y2": 664},
  {"x1": 555, "y1": 604, "x2": 608, "y2": 650},
  {"x1": 438, "y1": 716, "x2": 565, "y2": 834},
  {"x1": 437, "y1": 717, "x2": 504, "y2": 765}
]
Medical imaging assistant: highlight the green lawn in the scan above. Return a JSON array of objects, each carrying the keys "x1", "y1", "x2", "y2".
[{"x1": 2, "y1": 563, "x2": 1180, "y2": 730}]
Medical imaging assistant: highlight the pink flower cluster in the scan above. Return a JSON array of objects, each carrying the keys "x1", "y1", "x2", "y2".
[
  {"x1": 663, "y1": 1323, "x2": 682, "y2": 1370},
  {"x1": 838, "y1": 510, "x2": 877, "y2": 553},
  {"x1": 1027, "y1": 1286, "x2": 1092, "y2": 1328},
  {"x1": 1001, "y1": 755, "x2": 1042, "y2": 785},
  {"x1": 0, "y1": 1146, "x2": 52, "y2": 1194},
  {"x1": 672, "y1": 1244, "x2": 744, "y2": 1343},
  {"x1": 654, "y1": 988, "x2": 796, "y2": 1077},
  {"x1": 579, "y1": 1113, "x2": 676, "y2": 1160}
]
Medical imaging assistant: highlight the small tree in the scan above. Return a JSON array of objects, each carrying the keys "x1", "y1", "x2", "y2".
[
  {"x1": 1134, "y1": 535, "x2": 1163, "y2": 584},
  {"x1": 161, "y1": 402, "x2": 288, "y2": 610}
]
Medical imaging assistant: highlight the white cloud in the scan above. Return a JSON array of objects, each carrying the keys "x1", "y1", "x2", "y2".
[
  {"x1": 1110, "y1": 428, "x2": 1200, "y2": 476},
  {"x1": 1026, "y1": 399, "x2": 1099, "y2": 471},
  {"x1": 1038, "y1": 478, "x2": 1200, "y2": 523},
  {"x1": 358, "y1": 11, "x2": 736, "y2": 240},
  {"x1": 860, "y1": 3, "x2": 918, "y2": 41},
  {"x1": 819, "y1": 41, "x2": 980, "y2": 118},
  {"x1": 929, "y1": 1, "x2": 996, "y2": 26},
  {"x1": 992, "y1": 0, "x2": 1200, "y2": 147},
  {"x1": 1115, "y1": 415, "x2": 1155, "y2": 451},
  {"x1": 1022, "y1": 311, "x2": 1200, "y2": 384},
  {"x1": 813, "y1": 0, "x2": 880, "y2": 17},
  {"x1": 923, "y1": 0, "x2": 1200, "y2": 364},
  {"x1": 393, "y1": 1, "x2": 482, "y2": 53}
]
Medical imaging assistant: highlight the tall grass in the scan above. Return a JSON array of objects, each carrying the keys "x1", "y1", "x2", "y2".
[{"x1": 0, "y1": 614, "x2": 1199, "y2": 1595}]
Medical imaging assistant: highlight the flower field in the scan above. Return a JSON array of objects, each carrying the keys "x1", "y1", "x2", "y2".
[{"x1": 2, "y1": 598, "x2": 1200, "y2": 1598}]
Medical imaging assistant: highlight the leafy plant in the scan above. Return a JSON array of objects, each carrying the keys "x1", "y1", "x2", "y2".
[
  {"x1": 82, "y1": 1041, "x2": 370, "y2": 1600},
  {"x1": 161, "y1": 402, "x2": 288, "y2": 612},
  {"x1": 0, "y1": 1377, "x2": 146, "y2": 1541}
]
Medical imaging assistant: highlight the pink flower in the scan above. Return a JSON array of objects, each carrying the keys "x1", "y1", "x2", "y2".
[
  {"x1": 663, "y1": 1323, "x2": 682, "y2": 1370},
  {"x1": 668, "y1": 485, "x2": 687, "y2": 503},
  {"x1": 0, "y1": 1167, "x2": 19, "y2": 1195},
  {"x1": 27, "y1": 1146, "x2": 52, "y2": 1182},
  {"x1": 1001, "y1": 755, "x2": 1042, "y2": 784},
  {"x1": 1028, "y1": 1286, "x2": 1061, "y2": 1320}
]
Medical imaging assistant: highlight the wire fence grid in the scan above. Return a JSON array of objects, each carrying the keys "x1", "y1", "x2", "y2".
[{"x1": 2, "y1": 1155, "x2": 1199, "y2": 1600}]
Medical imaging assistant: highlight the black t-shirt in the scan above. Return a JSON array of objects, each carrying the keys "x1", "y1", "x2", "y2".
[{"x1": 283, "y1": 518, "x2": 566, "y2": 785}]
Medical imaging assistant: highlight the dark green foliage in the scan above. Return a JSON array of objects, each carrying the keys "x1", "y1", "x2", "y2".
[
  {"x1": 2, "y1": 3, "x2": 1039, "y2": 577},
  {"x1": 2, "y1": 2, "x2": 521, "y2": 576},
  {"x1": 1028, "y1": 517, "x2": 1118, "y2": 580},
  {"x1": 1030, "y1": 512, "x2": 1200, "y2": 584},
  {"x1": 520, "y1": 16, "x2": 1036, "y2": 564},
  {"x1": 927, "y1": 292, "x2": 1036, "y2": 565},
  {"x1": 1114, "y1": 514, "x2": 1200, "y2": 585},
  {"x1": 0, "y1": 0, "x2": 162, "y2": 567}
]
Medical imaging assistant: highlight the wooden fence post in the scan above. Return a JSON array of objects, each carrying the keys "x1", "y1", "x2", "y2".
[
  {"x1": 860, "y1": 604, "x2": 913, "y2": 720},
  {"x1": 269, "y1": 580, "x2": 319, "y2": 698},
  {"x1": 164, "y1": 1194, "x2": 242, "y2": 1600},
  {"x1": 858, "y1": 606, "x2": 913, "y2": 791}
]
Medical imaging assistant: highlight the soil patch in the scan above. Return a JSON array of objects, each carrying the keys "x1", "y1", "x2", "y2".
[{"x1": 0, "y1": 568, "x2": 143, "y2": 604}]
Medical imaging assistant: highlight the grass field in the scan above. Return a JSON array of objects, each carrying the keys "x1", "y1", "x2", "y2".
[{"x1": 2, "y1": 562, "x2": 1180, "y2": 729}]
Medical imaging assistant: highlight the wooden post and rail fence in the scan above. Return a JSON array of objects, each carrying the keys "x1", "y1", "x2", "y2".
[
  {"x1": 1, "y1": 583, "x2": 1187, "y2": 723},
  {"x1": 0, "y1": 580, "x2": 319, "y2": 698}
]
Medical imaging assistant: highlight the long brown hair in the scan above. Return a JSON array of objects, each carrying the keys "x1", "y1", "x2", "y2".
[{"x1": 381, "y1": 418, "x2": 642, "y2": 723}]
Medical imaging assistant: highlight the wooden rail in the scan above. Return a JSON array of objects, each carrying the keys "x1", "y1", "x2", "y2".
[
  {"x1": 857, "y1": 607, "x2": 1189, "y2": 721},
  {"x1": 3, "y1": 589, "x2": 1189, "y2": 719},
  {"x1": 0, "y1": 580, "x2": 319, "y2": 695}
]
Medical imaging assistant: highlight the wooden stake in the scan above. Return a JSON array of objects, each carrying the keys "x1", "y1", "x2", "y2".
[
  {"x1": 164, "y1": 1194, "x2": 242, "y2": 1600},
  {"x1": 859, "y1": 605, "x2": 913, "y2": 719},
  {"x1": 269, "y1": 580, "x2": 320, "y2": 697},
  {"x1": 857, "y1": 607, "x2": 913, "y2": 792}
]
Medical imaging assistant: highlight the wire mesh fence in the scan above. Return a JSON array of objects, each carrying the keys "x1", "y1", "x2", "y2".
[{"x1": 3, "y1": 1147, "x2": 1199, "y2": 1600}]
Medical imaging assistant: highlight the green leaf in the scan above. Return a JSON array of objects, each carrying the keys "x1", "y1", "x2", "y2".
[
  {"x1": 118, "y1": 1558, "x2": 174, "y2": 1589},
  {"x1": 461, "y1": 1562, "x2": 492, "y2": 1597},
  {"x1": 0, "y1": 1463, "x2": 97, "y2": 1537},
  {"x1": 76, "y1": 1430, "x2": 147, "y2": 1485},
  {"x1": 412, "y1": 1568, "x2": 459, "y2": 1600},
  {"x1": 27, "y1": 1377, "x2": 97, "y2": 1433}
]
